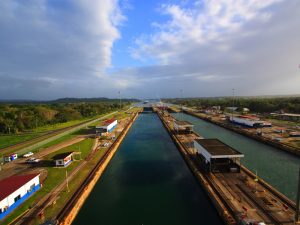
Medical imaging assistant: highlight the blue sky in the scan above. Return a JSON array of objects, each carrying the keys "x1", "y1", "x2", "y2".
[{"x1": 0, "y1": 0, "x2": 299, "y2": 99}]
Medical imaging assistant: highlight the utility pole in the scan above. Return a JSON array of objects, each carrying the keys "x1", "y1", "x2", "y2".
[
  {"x1": 180, "y1": 89, "x2": 183, "y2": 120},
  {"x1": 295, "y1": 166, "x2": 300, "y2": 223},
  {"x1": 118, "y1": 91, "x2": 121, "y2": 110},
  {"x1": 66, "y1": 170, "x2": 70, "y2": 192},
  {"x1": 231, "y1": 88, "x2": 235, "y2": 120}
]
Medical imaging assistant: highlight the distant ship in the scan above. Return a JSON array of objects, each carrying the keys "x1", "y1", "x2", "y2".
[{"x1": 143, "y1": 100, "x2": 149, "y2": 104}]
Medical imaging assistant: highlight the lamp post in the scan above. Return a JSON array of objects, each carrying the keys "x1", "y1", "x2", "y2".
[
  {"x1": 180, "y1": 89, "x2": 183, "y2": 120},
  {"x1": 295, "y1": 166, "x2": 300, "y2": 223},
  {"x1": 231, "y1": 88, "x2": 235, "y2": 120},
  {"x1": 118, "y1": 91, "x2": 121, "y2": 110}
]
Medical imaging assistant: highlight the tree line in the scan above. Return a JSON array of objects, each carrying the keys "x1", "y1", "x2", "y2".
[
  {"x1": 0, "y1": 100, "x2": 132, "y2": 134},
  {"x1": 164, "y1": 97, "x2": 300, "y2": 114}
]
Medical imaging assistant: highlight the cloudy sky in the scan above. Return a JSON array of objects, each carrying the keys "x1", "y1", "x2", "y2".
[{"x1": 0, "y1": 0, "x2": 299, "y2": 100}]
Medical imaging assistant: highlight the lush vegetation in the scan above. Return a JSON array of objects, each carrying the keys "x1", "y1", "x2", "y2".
[
  {"x1": 0, "y1": 99, "x2": 133, "y2": 134},
  {"x1": 164, "y1": 96, "x2": 300, "y2": 114}
]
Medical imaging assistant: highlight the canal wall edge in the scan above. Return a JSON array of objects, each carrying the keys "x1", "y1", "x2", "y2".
[
  {"x1": 56, "y1": 112, "x2": 139, "y2": 225},
  {"x1": 156, "y1": 112, "x2": 237, "y2": 225}
]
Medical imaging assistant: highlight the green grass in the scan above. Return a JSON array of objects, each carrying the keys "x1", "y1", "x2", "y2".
[
  {"x1": 267, "y1": 118, "x2": 299, "y2": 127},
  {"x1": 0, "y1": 133, "x2": 41, "y2": 149},
  {"x1": 40, "y1": 147, "x2": 109, "y2": 224},
  {"x1": 0, "y1": 112, "x2": 112, "y2": 151},
  {"x1": 1, "y1": 138, "x2": 94, "y2": 225}
]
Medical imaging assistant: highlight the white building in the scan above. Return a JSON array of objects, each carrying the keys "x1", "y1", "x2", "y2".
[
  {"x1": 0, "y1": 173, "x2": 40, "y2": 220},
  {"x1": 53, "y1": 152, "x2": 73, "y2": 167},
  {"x1": 230, "y1": 115, "x2": 271, "y2": 128},
  {"x1": 173, "y1": 120, "x2": 194, "y2": 133},
  {"x1": 95, "y1": 119, "x2": 118, "y2": 135}
]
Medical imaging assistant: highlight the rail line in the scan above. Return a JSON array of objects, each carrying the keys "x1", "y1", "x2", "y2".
[{"x1": 0, "y1": 111, "x2": 117, "y2": 156}]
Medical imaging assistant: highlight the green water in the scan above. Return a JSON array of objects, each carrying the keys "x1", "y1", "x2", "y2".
[
  {"x1": 173, "y1": 113, "x2": 300, "y2": 201},
  {"x1": 73, "y1": 113, "x2": 223, "y2": 225}
]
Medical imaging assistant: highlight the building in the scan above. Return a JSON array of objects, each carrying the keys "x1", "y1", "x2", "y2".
[
  {"x1": 3, "y1": 153, "x2": 18, "y2": 163},
  {"x1": 0, "y1": 173, "x2": 40, "y2": 220},
  {"x1": 95, "y1": 119, "x2": 118, "y2": 135},
  {"x1": 53, "y1": 152, "x2": 73, "y2": 167},
  {"x1": 173, "y1": 120, "x2": 194, "y2": 133},
  {"x1": 194, "y1": 139, "x2": 244, "y2": 173},
  {"x1": 230, "y1": 115, "x2": 271, "y2": 127},
  {"x1": 271, "y1": 113, "x2": 300, "y2": 122}
]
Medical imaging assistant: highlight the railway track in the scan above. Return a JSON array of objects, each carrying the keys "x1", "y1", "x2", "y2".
[{"x1": 0, "y1": 112, "x2": 117, "y2": 156}]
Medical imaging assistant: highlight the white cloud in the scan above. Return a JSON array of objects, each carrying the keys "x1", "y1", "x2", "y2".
[
  {"x1": 128, "y1": 0, "x2": 300, "y2": 97},
  {"x1": 0, "y1": 0, "x2": 125, "y2": 99}
]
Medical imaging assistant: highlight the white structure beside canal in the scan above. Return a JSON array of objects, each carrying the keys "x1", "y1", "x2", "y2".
[
  {"x1": 173, "y1": 120, "x2": 194, "y2": 133},
  {"x1": 53, "y1": 152, "x2": 73, "y2": 167},
  {"x1": 230, "y1": 115, "x2": 271, "y2": 127},
  {"x1": 0, "y1": 173, "x2": 40, "y2": 220},
  {"x1": 96, "y1": 119, "x2": 118, "y2": 135}
]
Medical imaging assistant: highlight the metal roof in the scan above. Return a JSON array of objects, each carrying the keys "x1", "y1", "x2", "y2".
[
  {"x1": 194, "y1": 139, "x2": 243, "y2": 156},
  {"x1": 52, "y1": 152, "x2": 73, "y2": 160},
  {"x1": 174, "y1": 120, "x2": 194, "y2": 126},
  {"x1": 0, "y1": 173, "x2": 40, "y2": 201}
]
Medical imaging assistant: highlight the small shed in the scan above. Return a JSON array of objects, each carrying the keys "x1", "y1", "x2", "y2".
[
  {"x1": 194, "y1": 139, "x2": 244, "y2": 173},
  {"x1": 4, "y1": 153, "x2": 18, "y2": 163},
  {"x1": 0, "y1": 173, "x2": 40, "y2": 220},
  {"x1": 173, "y1": 120, "x2": 194, "y2": 133},
  {"x1": 53, "y1": 152, "x2": 74, "y2": 167}
]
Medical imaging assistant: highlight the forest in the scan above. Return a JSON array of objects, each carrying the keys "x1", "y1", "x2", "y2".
[
  {"x1": 164, "y1": 96, "x2": 300, "y2": 114},
  {"x1": 0, "y1": 99, "x2": 133, "y2": 134}
]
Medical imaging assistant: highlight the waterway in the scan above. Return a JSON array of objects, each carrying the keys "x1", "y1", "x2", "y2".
[
  {"x1": 73, "y1": 113, "x2": 223, "y2": 225},
  {"x1": 172, "y1": 112, "x2": 300, "y2": 201}
]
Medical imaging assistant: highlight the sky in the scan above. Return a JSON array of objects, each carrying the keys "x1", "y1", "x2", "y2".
[{"x1": 0, "y1": 0, "x2": 299, "y2": 100}]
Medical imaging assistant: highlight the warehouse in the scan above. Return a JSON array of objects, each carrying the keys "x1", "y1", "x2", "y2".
[
  {"x1": 0, "y1": 173, "x2": 40, "y2": 220},
  {"x1": 95, "y1": 119, "x2": 118, "y2": 135},
  {"x1": 229, "y1": 115, "x2": 271, "y2": 127},
  {"x1": 53, "y1": 152, "x2": 74, "y2": 167},
  {"x1": 173, "y1": 120, "x2": 194, "y2": 133},
  {"x1": 194, "y1": 139, "x2": 244, "y2": 173}
]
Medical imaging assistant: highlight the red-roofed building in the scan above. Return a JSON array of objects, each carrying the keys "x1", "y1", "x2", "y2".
[
  {"x1": 95, "y1": 119, "x2": 118, "y2": 135},
  {"x1": 0, "y1": 173, "x2": 40, "y2": 220}
]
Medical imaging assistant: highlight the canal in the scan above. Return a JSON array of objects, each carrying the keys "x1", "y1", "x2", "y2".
[
  {"x1": 73, "y1": 113, "x2": 223, "y2": 225},
  {"x1": 172, "y1": 112, "x2": 300, "y2": 201}
]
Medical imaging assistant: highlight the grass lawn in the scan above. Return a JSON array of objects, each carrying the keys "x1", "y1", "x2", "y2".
[
  {"x1": 0, "y1": 112, "x2": 113, "y2": 151},
  {"x1": 40, "y1": 147, "x2": 109, "y2": 224},
  {"x1": 267, "y1": 118, "x2": 299, "y2": 127},
  {"x1": 0, "y1": 133, "x2": 41, "y2": 149},
  {"x1": 1, "y1": 138, "x2": 94, "y2": 225}
]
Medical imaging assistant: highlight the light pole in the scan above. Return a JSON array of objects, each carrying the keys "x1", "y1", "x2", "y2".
[
  {"x1": 180, "y1": 89, "x2": 183, "y2": 120},
  {"x1": 295, "y1": 166, "x2": 300, "y2": 223},
  {"x1": 231, "y1": 88, "x2": 235, "y2": 120},
  {"x1": 118, "y1": 91, "x2": 121, "y2": 110}
]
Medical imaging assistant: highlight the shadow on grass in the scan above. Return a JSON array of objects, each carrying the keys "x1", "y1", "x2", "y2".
[{"x1": 72, "y1": 128, "x2": 94, "y2": 135}]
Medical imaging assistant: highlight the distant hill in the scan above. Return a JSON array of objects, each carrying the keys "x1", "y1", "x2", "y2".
[{"x1": 0, "y1": 97, "x2": 139, "y2": 104}]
